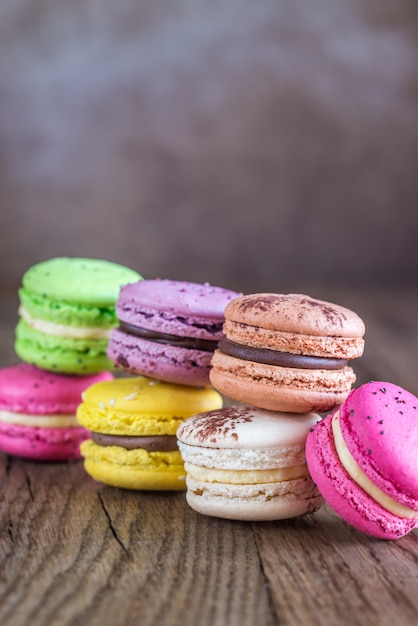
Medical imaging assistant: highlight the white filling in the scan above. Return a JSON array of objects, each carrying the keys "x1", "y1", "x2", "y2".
[
  {"x1": 332, "y1": 411, "x2": 418, "y2": 520},
  {"x1": 0, "y1": 409, "x2": 79, "y2": 429},
  {"x1": 19, "y1": 306, "x2": 111, "y2": 339}
]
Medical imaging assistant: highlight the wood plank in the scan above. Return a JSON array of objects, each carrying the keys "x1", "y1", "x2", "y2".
[
  {"x1": 254, "y1": 509, "x2": 418, "y2": 626},
  {"x1": 0, "y1": 456, "x2": 276, "y2": 626}
]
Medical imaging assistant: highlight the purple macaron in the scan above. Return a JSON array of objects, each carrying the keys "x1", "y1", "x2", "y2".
[{"x1": 107, "y1": 279, "x2": 241, "y2": 387}]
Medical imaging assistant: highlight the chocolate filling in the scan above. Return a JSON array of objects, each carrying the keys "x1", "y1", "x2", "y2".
[
  {"x1": 91, "y1": 432, "x2": 179, "y2": 451},
  {"x1": 218, "y1": 338, "x2": 348, "y2": 370},
  {"x1": 119, "y1": 321, "x2": 218, "y2": 352}
]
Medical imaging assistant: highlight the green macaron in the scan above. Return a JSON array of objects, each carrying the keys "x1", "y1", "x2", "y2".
[{"x1": 15, "y1": 257, "x2": 142, "y2": 375}]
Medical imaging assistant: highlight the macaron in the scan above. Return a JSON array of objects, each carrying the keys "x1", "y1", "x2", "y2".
[
  {"x1": 210, "y1": 293, "x2": 365, "y2": 413},
  {"x1": 306, "y1": 381, "x2": 418, "y2": 539},
  {"x1": 77, "y1": 376, "x2": 223, "y2": 490},
  {"x1": 15, "y1": 257, "x2": 142, "y2": 375},
  {"x1": 0, "y1": 363, "x2": 113, "y2": 461},
  {"x1": 177, "y1": 405, "x2": 324, "y2": 521},
  {"x1": 107, "y1": 279, "x2": 241, "y2": 387}
]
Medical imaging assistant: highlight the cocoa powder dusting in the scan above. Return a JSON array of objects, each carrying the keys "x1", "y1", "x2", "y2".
[
  {"x1": 232, "y1": 294, "x2": 348, "y2": 330},
  {"x1": 236, "y1": 295, "x2": 287, "y2": 315},
  {"x1": 179, "y1": 406, "x2": 253, "y2": 443},
  {"x1": 299, "y1": 297, "x2": 347, "y2": 328}
]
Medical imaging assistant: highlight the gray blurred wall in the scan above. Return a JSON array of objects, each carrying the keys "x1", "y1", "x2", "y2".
[{"x1": 1, "y1": 0, "x2": 417, "y2": 293}]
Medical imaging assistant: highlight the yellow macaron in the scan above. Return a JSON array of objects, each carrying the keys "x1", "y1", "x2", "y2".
[{"x1": 77, "y1": 376, "x2": 223, "y2": 490}]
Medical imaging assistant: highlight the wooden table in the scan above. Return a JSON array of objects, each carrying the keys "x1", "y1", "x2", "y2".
[{"x1": 1, "y1": 287, "x2": 417, "y2": 626}]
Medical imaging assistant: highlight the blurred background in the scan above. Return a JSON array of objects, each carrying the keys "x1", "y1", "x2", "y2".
[{"x1": 0, "y1": 0, "x2": 417, "y2": 296}]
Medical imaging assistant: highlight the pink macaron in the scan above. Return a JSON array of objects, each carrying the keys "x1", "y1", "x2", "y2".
[
  {"x1": 0, "y1": 363, "x2": 113, "y2": 461},
  {"x1": 306, "y1": 381, "x2": 418, "y2": 539},
  {"x1": 107, "y1": 279, "x2": 241, "y2": 387}
]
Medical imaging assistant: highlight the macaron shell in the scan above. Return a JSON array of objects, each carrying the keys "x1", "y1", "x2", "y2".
[
  {"x1": 80, "y1": 440, "x2": 186, "y2": 490},
  {"x1": 0, "y1": 363, "x2": 113, "y2": 414},
  {"x1": 339, "y1": 382, "x2": 418, "y2": 508},
  {"x1": 77, "y1": 376, "x2": 223, "y2": 436},
  {"x1": 177, "y1": 405, "x2": 321, "y2": 450},
  {"x1": 185, "y1": 476, "x2": 323, "y2": 521},
  {"x1": 223, "y1": 320, "x2": 364, "y2": 359},
  {"x1": 0, "y1": 423, "x2": 89, "y2": 461},
  {"x1": 107, "y1": 328, "x2": 213, "y2": 387},
  {"x1": 306, "y1": 415, "x2": 416, "y2": 539},
  {"x1": 117, "y1": 279, "x2": 240, "y2": 339},
  {"x1": 224, "y1": 293, "x2": 365, "y2": 337},
  {"x1": 15, "y1": 320, "x2": 114, "y2": 374},
  {"x1": 22, "y1": 257, "x2": 141, "y2": 306},
  {"x1": 209, "y1": 353, "x2": 354, "y2": 413},
  {"x1": 19, "y1": 290, "x2": 117, "y2": 328}
]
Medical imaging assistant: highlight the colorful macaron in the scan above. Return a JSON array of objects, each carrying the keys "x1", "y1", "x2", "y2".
[
  {"x1": 306, "y1": 381, "x2": 418, "y2": 539},
  {"x1": 77, "y1": 376, "x2": 223, "y2": 490},
  {"x1": 177, "y1": 405, "x2": 324, "y2": 520},
  {"x1": 0, "y1": 363, "x2": 113, "y2": 461},
  {"x1": 107, "y1": 279, "x2": 240, "y2": 387},
  {"x1": 15, "y1": 257, "x2": 141, "y2": 375},
  {"x1": 210, "y1": 293, "x2": 365, "y2": 413}
]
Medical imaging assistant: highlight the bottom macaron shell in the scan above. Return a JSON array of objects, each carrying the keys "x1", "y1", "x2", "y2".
[
  {"x1": 80, "y1": 440, "x2": 186, "y2": 490},
  {"x1": 185, "y1": 476, "x2": 323, "y2": 521},
  {"x1": 0, "y1": 423, "x2": 89, "y2": 461},
  {"x1": 16, "y1": 320, "x2": 113, "y2": 375},
  {"x1": 306, "y1": 417, "x2": 417, "y2": 539},
  {"x1": 209, "y1": 369, "x2": 349, "y2": 413},
  {"x1": 107, "y1": 329, "x2": 213, "y2": 387}
]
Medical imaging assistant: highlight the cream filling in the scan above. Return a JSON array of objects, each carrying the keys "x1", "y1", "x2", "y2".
[
  {"x1": 0, "y1": 409, "x2": 79, "y2": 429},
  {"x1": 184, "y1": 461, "x2": 309, "y2": 485},
  {"x1": 332, "y1": 412, "x2": 418, "y2": 520},
  {"x1": 19, "y1": 306, "x2": 111, "y2": 339}
]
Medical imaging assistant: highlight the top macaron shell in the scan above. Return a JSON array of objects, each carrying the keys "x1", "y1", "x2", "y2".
[
  {"x1": 108, "y1": 279, "x2": 241, "y2": 386},
  {"x1": 339, "y1": 381, "x2": 418, "y2": 510},
  {"x1": 177, "y1": 405, "x2": 321, "y2": 452},
  {"x1": 18, "y1": 257, "x2": 142, "y2": 328},
  {"x1": 21, "y1": 257, "x2": 142, "y2": 308},
  {"x1": 0, "y1": 363, "x2": 114, "y2": 414},
  {"x1": 223, "y1": 293, "x2": 365, "y2": 357},
  {"x1": 115, "y1": 279, "x2": 240, "y2": 339},
  {"x1": 77, "y1": 376, "x2": 224, "y2": 436}
]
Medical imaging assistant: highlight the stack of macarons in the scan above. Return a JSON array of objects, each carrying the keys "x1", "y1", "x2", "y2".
[
  {"x1": 76, "y1": 278, "x2": 240, "y2": 489},
  {"x1": 0, "y1": 256, "x2": 141, "y2": 461},
  {"x1": 176, "y1": 292, "x2": 367, "y2": 521}
]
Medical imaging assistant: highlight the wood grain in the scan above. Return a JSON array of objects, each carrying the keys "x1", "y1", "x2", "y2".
[{"x1": 0, "y1": 288, "x2": 417, "y2": 626}]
